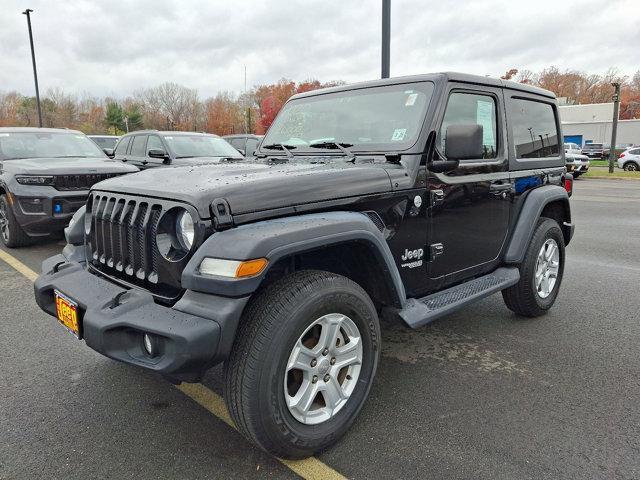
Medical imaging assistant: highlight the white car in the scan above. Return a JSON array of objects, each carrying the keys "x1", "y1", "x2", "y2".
[
  {"x1": 618, "y1": 148, "x2": 640, "y2": 171},
  {"x1": 564, "y1": 142, "x2": 582, "y2": 155},
  {"x1": 565, "y1": 153, "x2": 590, "y2": 177}
]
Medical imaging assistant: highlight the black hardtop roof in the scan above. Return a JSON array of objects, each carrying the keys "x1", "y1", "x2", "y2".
[
  {"x1": 291, "y1": 72, "x2": 555, "y2": 100},
  {"x1": 0, "y1": 127, "x2": 85, "y2": 134},
  {"x1": 123, "y1": 130, "x2": 221, "y2": 137}
]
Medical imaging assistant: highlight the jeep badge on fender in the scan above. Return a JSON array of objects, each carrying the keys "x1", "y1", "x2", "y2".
[{"x1": 34, "y1": 72, "x2": 574, "y2": 459}]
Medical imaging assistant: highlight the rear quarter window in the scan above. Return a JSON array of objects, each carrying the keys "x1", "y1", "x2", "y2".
[{"x1": 510, "y1": 98, "x2": 560, "y2": 159}]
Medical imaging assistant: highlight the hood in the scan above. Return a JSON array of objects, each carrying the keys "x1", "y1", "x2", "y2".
[
  {"x1": 93, "y1": 160, "x2": 393, "y2": 218},
  {"x1": 1, "y1": 157, "x2": 138, "y2": 175}
]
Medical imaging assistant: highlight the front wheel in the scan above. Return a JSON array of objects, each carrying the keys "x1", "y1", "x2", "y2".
[
  {"x1": 0, "y1": 194, "x2": 31, "y2": 248},
  {"x1": 502, "y1": 218, "x2": 565, "y2": 317},
  {"x1": 223, "y1": 270, "x2": 380, "y2": 459}
]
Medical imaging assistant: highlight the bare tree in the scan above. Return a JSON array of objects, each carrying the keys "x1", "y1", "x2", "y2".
[{"x1": 136, "y1": 82, "x2": 199, "y2": 130}]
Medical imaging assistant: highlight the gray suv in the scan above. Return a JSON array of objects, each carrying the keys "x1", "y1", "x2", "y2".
[
  {"x1": 114, "y1": 131, "x2": 243, "y2": 170},
  {"x1": 0, "y1": 127, "x2": 137, "y2": 247}
]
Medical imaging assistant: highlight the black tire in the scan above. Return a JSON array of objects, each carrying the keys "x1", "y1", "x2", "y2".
[
  {"x1": 623, "y1": 161, "x2": 639, "y2": 172},
  {"x1": 223, "y1": 270, "x2": 381, "y2": 459},
  {"x1": 0, "y1": 194, "x2": 30, "y2": 248},
  {"x1": 502, "y1": 218, "x2": 565, "y2": 317}
]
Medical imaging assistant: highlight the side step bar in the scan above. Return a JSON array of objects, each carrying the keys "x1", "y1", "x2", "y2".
[{"x1": 398, "y1": 267, "x2": 520, "y2": 329}]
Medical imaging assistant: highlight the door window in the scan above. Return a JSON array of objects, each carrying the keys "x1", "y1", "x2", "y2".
[
  {"x1": 146, "y1": 135, "x2": 164, "y2": 155},
  {"x1": 439, "y1": 92, "x2": 498, "y2": 159},
  {"x1": 229, "y1": 138, "x2": 245, "y2": 151},
  {"x1": 510, "y1": 99, "x2": 560, "y2": 158},
  {"x1": 129, "y1": 135, "x2": 148, "y2": 157},
  {"x1": 114, "y1": 136, "x2": 131, "y2": 155}
]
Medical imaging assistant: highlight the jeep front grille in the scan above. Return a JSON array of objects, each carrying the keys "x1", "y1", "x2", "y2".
[
  {"x1": 54, "y1": 173, "x2": 122, "y2": 191},
  {"x1": 87, "y1": 192, "x2": 190, "y2": 301}
]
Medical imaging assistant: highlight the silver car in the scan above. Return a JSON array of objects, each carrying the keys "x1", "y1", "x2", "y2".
[
  {"x1": 617, "y1": 148, "x2": 640, "y2": 171},
  {"x1": 565, "y1": 153, "x2": 590, "y2": 177}
]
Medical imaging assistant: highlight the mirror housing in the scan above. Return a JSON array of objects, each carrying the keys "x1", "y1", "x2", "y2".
[
  {"x1": 444, "y1": 124, "x2": 484, "y2": 161},
  {"x1": 148, "y1": 149, "x2": 170, "y2": 162},
  {"x1": 103, "y1": 148, "x2": 114, "y2": 158}
]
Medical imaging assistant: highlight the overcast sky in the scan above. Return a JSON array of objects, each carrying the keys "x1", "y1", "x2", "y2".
[{"x1": 1, "y1": 0, "x2": 638, "y2": 99}]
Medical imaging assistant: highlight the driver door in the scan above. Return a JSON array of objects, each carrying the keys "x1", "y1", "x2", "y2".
[{"x1": 427, "y1": 85, "x2": 511, "y2": 287}]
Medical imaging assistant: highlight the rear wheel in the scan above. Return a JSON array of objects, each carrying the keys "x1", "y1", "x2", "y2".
[
  {"x1": 623, "y1": 161, "x2": 639, "y2": 172},
  {"x1": 0, "y1": 194, "x2": 30, "y2": 248},
  {"x1": 223, "y1": 270, "x2": 380, "y2": 459},
  {"x1": 502, "y1": 218, "x2": 565, "y2": 317}
]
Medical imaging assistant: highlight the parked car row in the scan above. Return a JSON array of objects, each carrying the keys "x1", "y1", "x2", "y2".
[{"x1": 0, "y1": 127, "x2": 266, "y2": 248}]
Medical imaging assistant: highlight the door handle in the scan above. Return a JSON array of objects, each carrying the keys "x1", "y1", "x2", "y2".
[{"x1": 489, "y1": 183, "x2": 512, "y2": 193}]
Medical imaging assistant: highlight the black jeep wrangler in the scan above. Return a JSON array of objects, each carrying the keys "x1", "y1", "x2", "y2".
[{"x1": 34, "y1": 72, "x2": 574, "y2": 459}]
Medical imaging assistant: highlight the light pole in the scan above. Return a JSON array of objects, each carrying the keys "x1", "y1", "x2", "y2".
[
  {"x1": 22, "y1": 9, "x2": 43, "y2": 128},
  {"x1": 381, "y1": 0, "x2": 390, "y2": 78},
  {"x1": 608, "y1": 82, "x2": 621, "y2": 174}
]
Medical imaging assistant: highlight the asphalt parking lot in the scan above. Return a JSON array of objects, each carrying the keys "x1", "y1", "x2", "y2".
[{"x1": 1, "y1": 178, "x2": 639, "y2": 480}]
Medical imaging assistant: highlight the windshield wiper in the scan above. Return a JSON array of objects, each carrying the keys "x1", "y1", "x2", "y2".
[
  {"x1": 308, "y1": 141, "x2": 355, "y2": 161},
  {"x1": 262, "y1": 143, "x2": 296, "y2": 158}
]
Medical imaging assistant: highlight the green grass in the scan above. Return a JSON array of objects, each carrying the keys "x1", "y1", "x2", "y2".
[
  {"x1": 584, "y1": 167, "x2": 640, "y2": 179},
  {"x1": 588, "y1": 160, "x2": 610, "y2": 167}
]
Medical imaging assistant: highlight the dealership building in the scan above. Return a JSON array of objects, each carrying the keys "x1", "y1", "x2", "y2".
[{"x1": 559, "y1": 102, "x2": 640, "y2": 147}]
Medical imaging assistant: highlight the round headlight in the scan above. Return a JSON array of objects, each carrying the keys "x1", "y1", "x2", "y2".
[{"x1": 176, "y1": 210, "x2": 195, "y2": 251}]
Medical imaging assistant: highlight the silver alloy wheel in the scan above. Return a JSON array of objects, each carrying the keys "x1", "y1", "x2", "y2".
[
  {"x1": 284, "y1": 313, "x2": 363, "y2": 425},
  {"x1": 0, "y1": 201, "x2": 9, "y2": 243},
  {"x1": 534, "y1": 238, "x2": 560, "y2": 299}
]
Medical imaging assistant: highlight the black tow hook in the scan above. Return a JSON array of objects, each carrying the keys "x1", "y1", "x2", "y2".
[
  {"x1": 52, "y1": 261, "x2": 65, "y2": 273},
  {"x1": 109, "y1": 291, "x2": 128, "y2": 309}
]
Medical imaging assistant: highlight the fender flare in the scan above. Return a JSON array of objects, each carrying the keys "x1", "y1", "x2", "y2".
[
  {"x1": 504, "y1": 185, "x2": 572, "y2": 264},
  {"x1": 181, "y1": 211, "x2": 407, "y2": 305}
]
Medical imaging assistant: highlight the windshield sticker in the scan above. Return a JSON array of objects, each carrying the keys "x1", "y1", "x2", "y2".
[
  {"x1": 405, "y1": 93, "x2": 418, "y2": 106},
  {"x1": 391, "y1": 128, "x2": 407, "y2": 141}
]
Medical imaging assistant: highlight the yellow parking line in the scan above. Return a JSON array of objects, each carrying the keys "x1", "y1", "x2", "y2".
[
  {"x1": 0, "y1": 249, "x2": 38, "y2": 282},
  {"x1": 0, "y1": 250, "x2": 347, "y2": 480}
]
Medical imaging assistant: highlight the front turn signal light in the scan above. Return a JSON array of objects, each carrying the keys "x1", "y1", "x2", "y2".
[{"x1": 199, "y1": 257, "x2": 268, "y2": 278}]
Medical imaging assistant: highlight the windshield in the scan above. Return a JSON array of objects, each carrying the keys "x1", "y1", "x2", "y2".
[
  {"x1": 162, "y1": 135, "x2": 242, "y2": 158},
  {"x1": 262, "y1": 81, "x2": 434, "y2": 153},
  {"x1": 0, "y1": 132, "x2": 106, "y2": 160}
]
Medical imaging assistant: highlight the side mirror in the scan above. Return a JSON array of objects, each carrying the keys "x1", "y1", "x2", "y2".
[
  {"x1": 148, "y1": 149, "x2": 170, "y2": 162},
  {"x1": 103, "y1": 148, "x2": 114, "y2": 158},
  {"x1": 444, "y1": 124, "x2": 484, "y2": 160}
]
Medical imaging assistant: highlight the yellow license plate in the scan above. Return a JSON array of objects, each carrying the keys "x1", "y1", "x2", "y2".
[{"x1": 54, "y1": 290, "x2": 80, "y2": 338}]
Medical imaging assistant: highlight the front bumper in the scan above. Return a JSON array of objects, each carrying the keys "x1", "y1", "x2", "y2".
[
  {"x1": 34, "y1": 258, "x2": 249, "y2": 382},
  {"x1": 12, "y1": 190, "x2": 87, "y2": 236}
]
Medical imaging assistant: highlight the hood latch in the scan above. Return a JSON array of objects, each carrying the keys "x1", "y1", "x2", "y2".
[{"x1": 210, "y1": 198, "x2": 234, "y2": 230}]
